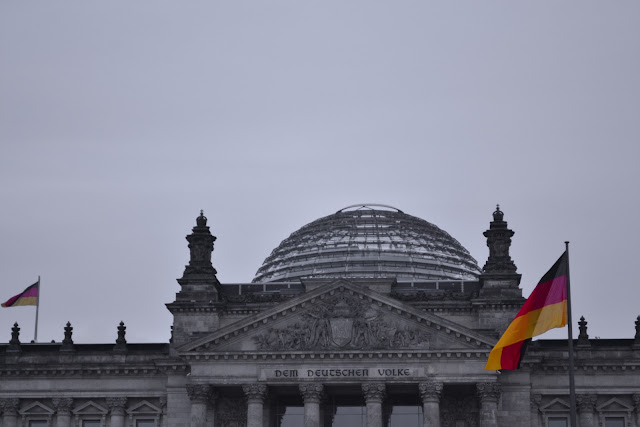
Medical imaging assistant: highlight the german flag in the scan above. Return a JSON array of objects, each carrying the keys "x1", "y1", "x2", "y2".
[
  {"x1": 1, "y1": 281, "x2": 39, "y2": 308},
  {"x1": 485, "y1": 252, "x2": 568, "y2": 370}
]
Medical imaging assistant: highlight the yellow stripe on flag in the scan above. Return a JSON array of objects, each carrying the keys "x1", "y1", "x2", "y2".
[{"x1": 486, "y1": 300, "x2": 567, "y2": 370}]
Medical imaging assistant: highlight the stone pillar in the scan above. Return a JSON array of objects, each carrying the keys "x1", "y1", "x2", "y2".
[
  {"x1": 362, "y1": 383, "x2": 386, "y2": 427},
  {"x1": 576, "y1": 394, "x2": 597, "y2": 427},
  {"x1": 243, "y1": 384, "x2": 267, "y2": 427},
  {"x1": 530, "y1": 394, "x2": 541, "y2": 427},
  {"x1": 186, "y1": 385, "x2": 213, "y2": 427},
  {"x1": 299, "y1": 384, "x2": 324, "y2": 427},
  {"x1": 107, "y1": 397, "x2": 128, "y2": 427},
  {"x1": 477, "y1": 382, "x2": 501, "y2": 427},
  {"x1": 632, "y1": 394, "x2": 640, "y2": 427},
  {"x1": 53, "y1": 398, "x2": 74, "y2": 427},
  {"x1": 419, "y1": 381, "x2": 443, "y2": 427},
  {"x1": 0, "y1": 399, "x2": 20, "y2": 427}
]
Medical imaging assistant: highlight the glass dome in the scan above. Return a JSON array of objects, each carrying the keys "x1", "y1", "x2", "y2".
[{"x1": 252, "y1": 204, "x2": 481, "y2": 283}]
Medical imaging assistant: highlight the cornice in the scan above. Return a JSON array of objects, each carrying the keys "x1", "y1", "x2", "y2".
[
  {"x1": 182, "y1": 349, "x2": 489, "y2": 362},
  {"x1": 521, "y1": 361, "x2": 640, "y2": 373},
  {"x1": 0, "y1": 360, "x2": 188, "y2": 377}
]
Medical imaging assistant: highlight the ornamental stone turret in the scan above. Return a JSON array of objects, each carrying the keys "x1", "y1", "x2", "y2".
[
  {"x1": 478, "y1": 205, "x2": 522, "y2": 299},
  {"x1": 61, "y1": 321, "x2": 74, "y2": 351},
  {"x1": 474, "y1": 206, "x2": 524, "y2": 335},
  {"x1": 8, "y1": 322, "x2": 21, "y2": 352},
  {"x1": 166, "y1": 211, "x2": 225, "y2": 346},
  {"x1": 114, "y1": 321, "x2": 127, "y2": 352}
]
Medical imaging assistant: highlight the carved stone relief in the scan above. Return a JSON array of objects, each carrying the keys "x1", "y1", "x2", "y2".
[{"x1": 252, "y1": 292, "x2": 431, "y2": 351}]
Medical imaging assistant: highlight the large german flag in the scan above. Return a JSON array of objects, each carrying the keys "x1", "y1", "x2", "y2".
[
  {"x1": 485, "y1": 252, "x2": 568, "y2": 370},
  {"x1": 1, "y1": 281, "x2": 39, "y2": 307}
]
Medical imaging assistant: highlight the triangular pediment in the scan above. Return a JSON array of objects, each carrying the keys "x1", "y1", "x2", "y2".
[
  {"x1": 127, "y1": 400, "x2": 161, "y2": 414},
  {"x1": 540, "y1": 398, "x2": 570, "y2": 412},
  {"x1": 597, "y1": 398, "x2": 632, "y2": 412},
  {"x1": 20, "y1": 402, "x2": 54, "y2": 415},
  {"x1": 73, "y1": 401, "x2": 108, "y2": 415},
  {"x1": 179, "y1": 279, "x2": 495, "y2": 354}
]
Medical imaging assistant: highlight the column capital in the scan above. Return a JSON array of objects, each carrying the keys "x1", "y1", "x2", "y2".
[
  {"x1": 362, "y1": 383, "x2": 386, "y2": 403},
  {"x1": 106, "y1": 397, "x2": 128, "y2": 415},
  {"x1": 242, "y1": 384, "x2": 268, "y2": 403},
  {"x1": 419, "y1": 381, "x2": 443, "y2": 402},
  {"x1": 632, "y1": 393, "x2": 640, "y2": 411},
  {"x1": 0, "y1": 398, "x2": 20, "y2": 415},
  {"x1": 476, "y1": 382, "x2": 501, "y2": 403},
  {"x1": 530, "y1": 394, "x2": 542, "y2": 411},
  {"x1": 52, "y1": 398, "x2": 74, "y2": 415},
  {"x1": 299, "y1": 383, "x2": 324, "y2": 403},
  {"x1": 186, "y1": 384, "x2": 215, "y2": 404},
  {"x1": 576, "y1": 394, "x2": 597, "y2": 413}
]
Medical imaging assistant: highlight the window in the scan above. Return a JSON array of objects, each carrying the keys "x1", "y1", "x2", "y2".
[
  {"x1": 136, "y1": 420, "x2": 155, "y2": 427},
  {"x1": 331, "y1": 406, "x2": 365, "y2": 427},
  {"x1": 605, "y1": 418, "x2": 625, "y2": 427},
  {"x1": 387, "y1": 405, "x2": 423, "y2": 427},
  {"x1": 29, "y1": 422, "x2": 47, "y2": 427},
  {"x1": 548, "y1": 418, "x2": 568, "y2": 427},
  {"x1": 276, "y1": 406, "x2": 303, "y2": 427},
  {"x1": 82, "y1": 421, "x2": 100, "y2": 427}
]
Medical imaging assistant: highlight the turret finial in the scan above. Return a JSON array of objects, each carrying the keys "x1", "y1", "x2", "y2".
[
  {"x1": 196, "y1": 210, "x2": 207, "y2": 227},
  {"x1": 493, "y1": 204, "x2": 504, "y2": 222}
]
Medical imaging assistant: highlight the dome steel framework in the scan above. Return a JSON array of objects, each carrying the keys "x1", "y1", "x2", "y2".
[{"x1": 252, "y1": 204, "x2": 482, "y2": 283}]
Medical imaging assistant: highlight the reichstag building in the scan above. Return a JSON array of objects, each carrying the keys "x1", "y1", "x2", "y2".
[{"x1": 2, "y1": 205, "x2": 640, "y2": 427}]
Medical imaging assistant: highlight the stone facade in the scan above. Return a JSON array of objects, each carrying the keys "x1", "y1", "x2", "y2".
[{"x1": 2, "y1": 209, "x2": 640, "y2": 427}]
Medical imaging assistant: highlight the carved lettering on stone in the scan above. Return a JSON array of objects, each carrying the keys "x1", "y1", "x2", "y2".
[{"x1": 252, "y1": 292, "x2": 431, "y2": 351}]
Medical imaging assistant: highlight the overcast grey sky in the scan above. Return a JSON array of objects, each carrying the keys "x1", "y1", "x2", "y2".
[{"x1": 1, "y1": 2, "x2": 639, "y2": 344}]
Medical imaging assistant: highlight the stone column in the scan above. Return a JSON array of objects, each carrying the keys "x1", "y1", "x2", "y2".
[
  {"x1": 576, "y1": 394, "x2": 597, "y2": 427},
  {"x1": 632, "y1": 394, "x2": 640, "y2": 427},
  {"x1": 477, "y1": 382, "x2": 501, "y2": 427},
  {"x1": 530, "y1": 394, "x2": 541, "y2": 427},
  {"x1": 186, "y1": 385, "x2": 213, "y2": 427},
  {"x1": 362, "y1": 383, "x2": 386, "y2": 427},
  {"x1": 243, "y1": 384, "x2": 267, "y2": 427},
  {"x1": 299, "y1": 384, "x2": 324, "y2": 427},
  {"x1": 53, "y1": 398, "x2": 73, "y2": 427},
  {"x1": 107, "y1": 397, "x2": 128, "y2": 427},
  {"x1": 419, "y1": 381, "x2": 443, "y2": 427},
  {"x1": 0, "y1": 399, "x2": 20, "y2": 427}
]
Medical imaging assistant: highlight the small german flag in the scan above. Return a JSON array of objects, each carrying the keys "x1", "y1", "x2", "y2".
[
  {"x1": 485, "y1": 252, "x2": 568, "y2": 370},
  {"x1": 1, "y1": 281, "x2": 39, "y2": 308}
]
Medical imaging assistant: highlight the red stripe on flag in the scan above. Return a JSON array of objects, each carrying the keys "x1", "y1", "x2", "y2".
[
  {"x1": 500, "y1": 341, "x2": 525, "y2": 370},
  {"x1": 515, "y1": 275, "x2": 567, "y2": 317}
]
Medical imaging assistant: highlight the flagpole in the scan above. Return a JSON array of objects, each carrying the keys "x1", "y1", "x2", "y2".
[
  {"x1": 565, "y1": 242, "x2": 577, "y2": 427},
  {"x1": 34, "y1": 276, "x2": 40, "y2": 343}
]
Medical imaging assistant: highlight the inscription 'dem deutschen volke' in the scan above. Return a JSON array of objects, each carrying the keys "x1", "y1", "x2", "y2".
[{"x1": 271, "y1": 368, "x2": 413, "y2": 379}]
